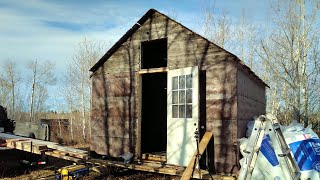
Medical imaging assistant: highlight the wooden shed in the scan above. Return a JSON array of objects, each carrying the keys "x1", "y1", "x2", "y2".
[{"x1": 89, "y1": 9, "x2": 267, "y2": 173}]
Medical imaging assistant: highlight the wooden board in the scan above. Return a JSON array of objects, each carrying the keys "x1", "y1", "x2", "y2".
[
  {"x1": 180, "y1": 131, "x2": 213, "y2": 180},
  {"x1": 0, "y1": 133, "x2": 87, "y2": 154},
  {"x1": 87, "y1": 158, "x2": 184, "y2": 176},
  {"x1": 141, "y1": 153, "x2": 166, "y2": 162},
  {"x1": 0, "y1": 132, "x2": 88, "y2": 162},
  {"x1": 6, "y1": 139, "x2": 47, "y2": 154},
  {"x1": 88, "y1": 158, "x2": 235, "y2": 180},
  {"x1": 44, "y1": 151, "x2": 82, "y2": 163},
  {"x1": 138, "y1": 67, "x2": 168, "y2": 74}
]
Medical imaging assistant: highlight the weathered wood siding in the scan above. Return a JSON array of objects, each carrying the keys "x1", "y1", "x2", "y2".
[
  {"x1": 91, "y1": 11, "x2": 265, "y2": 173},
  {"x1": 237, "y1": 66, "x2": 266, "y2": 139},
  {"x1": 91, "y1": 71, "x2": 137, "y2": 157}
]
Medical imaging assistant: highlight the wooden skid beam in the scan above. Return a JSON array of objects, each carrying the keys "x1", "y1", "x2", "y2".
[
  {"x1": 88, "y1": 158, "x2": 234, "y2": 179},
  {"x1": 87, "y1": 159, "x2": 184, "y2": 176},
  {"x1": 180, "y1": 131, "x2": 213, "y2": 180},
  {"x1": 141, "y1": 153, "x2": 166, "y2": 162}
]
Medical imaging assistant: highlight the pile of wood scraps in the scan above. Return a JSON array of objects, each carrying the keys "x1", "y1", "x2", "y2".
[{"x1": 0, "y1": 132, "x2": 88, "y2": 163}]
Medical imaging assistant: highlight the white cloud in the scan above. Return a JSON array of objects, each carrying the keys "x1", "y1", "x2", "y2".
[
  {"x1": 0, "y1": 0, "x2": 272, "y2": 111},
  {"x1": 0, "y1": 0, "x2": 141, "y2": 70}
]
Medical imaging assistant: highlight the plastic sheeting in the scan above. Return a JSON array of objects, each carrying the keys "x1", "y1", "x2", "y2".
[{"x1": 239, "y1": 120, "x2": 320, "y2": 180}]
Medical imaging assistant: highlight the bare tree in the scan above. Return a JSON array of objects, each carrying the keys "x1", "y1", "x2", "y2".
[
  {"x1": 66, "y1": 38, "x2": 106, "y2": 141},
  {"x1": 0, "y1": 76, "x2": 10, "y2": 107},
  {"x1": 259, "y1": 0, "x2": 320, "y2": 125},
  {"x1": 28, "y1": 60, "x2": 56, "y2": 122},
  {"x1": 200, "y1": 0, "x2": 233, "y2": 49},
  {"x1": 0, "y1": 61, "x2": 21, "y2": 119}
]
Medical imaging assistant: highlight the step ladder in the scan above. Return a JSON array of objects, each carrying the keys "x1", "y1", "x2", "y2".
[{"x1": 238, "y1": 114, "x2": 301, "y2": 180}]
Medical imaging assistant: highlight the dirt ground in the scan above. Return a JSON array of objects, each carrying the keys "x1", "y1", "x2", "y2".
[{"x1": 0, "y1": 149, "x2": 179, "y2": 180}]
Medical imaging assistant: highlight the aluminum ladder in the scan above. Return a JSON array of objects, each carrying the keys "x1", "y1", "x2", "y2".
[{"x1": 239, "y1": 115, "x2": 301, "y2": 180}]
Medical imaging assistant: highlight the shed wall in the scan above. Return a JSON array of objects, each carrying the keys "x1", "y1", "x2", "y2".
[
  {"x1": 91, "y1": 71, "x2": 137, "y2": 156},
  {"x1": 91, "y1": 11, "x2": 265, "y2": 173},
  {"x1": 237, "y1": 67, "x2": 266, "y2": 139}
]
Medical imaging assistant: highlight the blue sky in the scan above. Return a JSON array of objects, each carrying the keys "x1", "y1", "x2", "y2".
[
  {"x1": 0, "y1": 0, "x2": 272, "y2": 69},
  {"x1": 0, "y1": 0, "x2": 272, "y2": 110}
]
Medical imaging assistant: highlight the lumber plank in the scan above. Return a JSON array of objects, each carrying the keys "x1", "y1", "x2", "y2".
[
  {"x1": 50, "y1": 150, "x2": 88, "y2": 160},
  {"x1": 44, "y1": 151, "x2": 83, "y2": 163},
  {"x1": 87, "y1": 158, "x2": 183, "y2": 176},
  {"x1": 6, "y1": 140, "x2": 48, "y2": 154},
  {"x1": 141, "y1": 153, "x2": 166, "y2": 162},
  {"x1": 138, "y1": 67, "x2": 168, "y2": 74},
  {"x1": 180, "y1": 131, "x2": 213, "y2": 180},
  {"x1": 0, "y1": 133, "x2": 87, "y2": 154},
  {"x1": 0, "y1": 133, "x2": 88, "y2": 161}
]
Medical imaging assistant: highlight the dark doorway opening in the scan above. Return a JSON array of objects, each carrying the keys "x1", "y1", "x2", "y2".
[
  {"x1": 141, "y1": 73, "x2": 167, "y2": 154},
  {"x1": 141, "y1": 38, "x2": 167, "y2": 69}
]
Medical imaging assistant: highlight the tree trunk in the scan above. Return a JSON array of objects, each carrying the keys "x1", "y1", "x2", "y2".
[
  {"x1": 11, "y1": 83, "x2": 15, "y2": 119},
  {"x1": 81, "y1": 79, "x2": 86, "y2": 141},
  {"x1": 30, "y1": 82, "x2": 35, "y2": 122},
  {"x1": 300, "y1": 0, "x2": 308, "y2": 127},
  {"x1": 30, "y1": 61, "x2": 37, "y2": 122},
  {"x1": 70, "y1": 100, "x2": 74, "y2": 140},
  {"x1": 88, "y1": 86, "x2": 92, "y2": 140}
]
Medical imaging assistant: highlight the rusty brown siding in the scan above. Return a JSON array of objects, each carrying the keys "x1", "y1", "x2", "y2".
[{"x1": 91, "y1": 11, "x2": 265, "y2": 174}]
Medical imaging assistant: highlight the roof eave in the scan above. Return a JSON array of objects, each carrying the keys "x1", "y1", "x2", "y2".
[{"x1": 89, "y1": 9, "x2": 157, "y2": 72}]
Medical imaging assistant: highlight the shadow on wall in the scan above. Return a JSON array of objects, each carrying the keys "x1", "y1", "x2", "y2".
[{"x1": 91, "y1": 11, "x2": 237, "y2": 173}]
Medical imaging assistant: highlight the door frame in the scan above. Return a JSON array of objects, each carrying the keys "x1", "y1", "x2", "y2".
[
  {"x1": 136, "y1": 68, "x2": 168, "y2": 159},
  {"x1": 136, "y1": 66, "x2": 200, "y2": 166}
]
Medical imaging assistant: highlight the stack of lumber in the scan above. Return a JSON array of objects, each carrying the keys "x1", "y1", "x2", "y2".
[
  {"x1": 88, "y1": 158, "x2": 186, "y2": 176},
  {"x1": 0, "y1": 132, "x2": 88, "y2": 163}
]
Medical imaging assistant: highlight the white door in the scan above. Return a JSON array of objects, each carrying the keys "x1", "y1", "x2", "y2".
[{"x1": 167, "y1": 66, "x2": 199, "y2": 166}]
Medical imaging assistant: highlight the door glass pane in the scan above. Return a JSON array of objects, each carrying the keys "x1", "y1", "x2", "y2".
[
  {"x1": 179, "y1": 76, "x2": 185, "y2": 89},
  {"x1": 172, "y1": 91, "x2": 178, "y2": 104},
  {"x1": 186, "y1": 89, "x2": 192, "y2": 103},
  {"x1": 179, "y1": 105, "x2": 185, "y2": 118},
  {"x1": 172, "y1": 105, "x2": 178, "y2": 118},
  {"x1": 179, "y1": 90, "x2": 185, "y2": 104},
  {"x1": 172, "y1": 76, "x2": 178, "y2": 90},
  {"x1": 186, "y1": 74, "x2": 192, "y2": 88},
  {"x1": 186, "y1": 105, "x2": 192, "y2": 118},
  {"x1": 171, "y1": 72, "x2": 194, "y2": 119}
]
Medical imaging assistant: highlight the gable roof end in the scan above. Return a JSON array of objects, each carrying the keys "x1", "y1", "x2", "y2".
[
  {"x1": 90, "y1": 8, "x2": 268, "y2": 88},
  {"x1": 89, "y1": 9, "x2": 157, "y2": 72}
]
